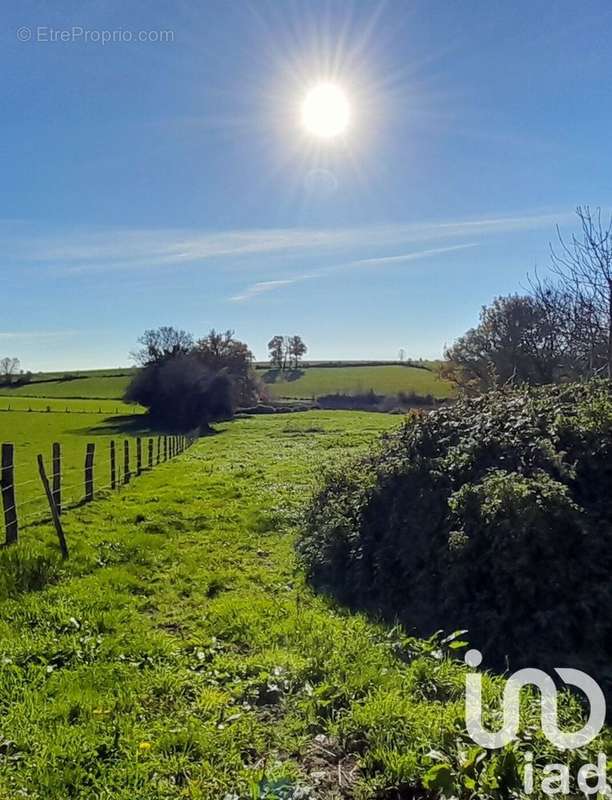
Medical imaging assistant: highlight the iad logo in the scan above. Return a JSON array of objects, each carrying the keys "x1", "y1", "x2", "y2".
[
  {"x1": 464, "y1": 649, "x2": 608, "y2": 797},
  {"x1": 464, "y1": 649, "x2": 606, "y2": 750}
]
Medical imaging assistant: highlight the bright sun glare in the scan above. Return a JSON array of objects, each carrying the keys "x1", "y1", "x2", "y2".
[{"x1": 301, "y1": 83, "x2": 350, "y2": 138}]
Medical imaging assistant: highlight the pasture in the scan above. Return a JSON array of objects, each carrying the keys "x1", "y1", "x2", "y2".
[
  {"x1": 0, "y1": 409, "x2": 606, "y2": 799},
  {"x1": 0, "y1": 375, "x2": 134, "y2": 400},
  {"x1": 0, "y1": 362, "x2": 454, "y2": 403},
  {"x1": 0, "y1": 410, "x2": 498, "y2": 800},
  {"x1": 0, "y1": 406, "x2": 148, "y2": 525},
  {"x1": 259, "y1": 363, "x2": 453, "y2": 399}
]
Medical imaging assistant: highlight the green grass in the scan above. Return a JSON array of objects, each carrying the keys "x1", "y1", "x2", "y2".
[
  {"x1": 0, "y1": 397, "x2": 140, "y2": 414},
  {"x1": 259, "y1": 364, "x2": 454, "y2": 400},
  {"x1": 0, "y1": 412, "x2": 604, "y2": 799},
  {"x1": 0, "y1": 409, "x2": 151, "y2": 524},
  {"x1": 0, "y1": 375, "x2": 133, "y2": 400},
  {"x1": 0, "y1": 363, "x2": 454, "y2": 403}
]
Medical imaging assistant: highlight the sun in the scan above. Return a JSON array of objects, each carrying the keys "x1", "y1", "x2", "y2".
[{"x1": 301, "y1": 83, "x2": 351, "y2": 139}]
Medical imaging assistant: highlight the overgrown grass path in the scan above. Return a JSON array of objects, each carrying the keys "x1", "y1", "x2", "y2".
[{"x1": 0, "y1": 412, "x2": 470, "y2": 800}]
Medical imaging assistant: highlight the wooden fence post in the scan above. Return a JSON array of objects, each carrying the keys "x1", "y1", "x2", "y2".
[
  {"x1": 136, "y1": 437, "x2": 142, "y2": 476},
  {"x1": 37, "y1": 454, "x2": 69, "y2": 559},
  {"x1": 124, "y1": 440, "x2": 131, "y2": 484},
  {"x1": 1, "y1": 443, "x2": 18, "y2": 545},
  {"x1": 157, "y1": 436, "x2": 161, "y2": 464},
  {"x1": 52, "y1": 442, "x2": 62, "y2": 514},
  {"x1": 148, "y1": 438, "x2": 153, "y2": 469},
  {"x1": 110, "y1": 440, "x2": 116, "y2": 490},
  {"x1": 163, "y1": 436, "x2": 168, "y2": 461},
  {"x1": 84, "y1": 443, "x2": 95, "y2": 502}
]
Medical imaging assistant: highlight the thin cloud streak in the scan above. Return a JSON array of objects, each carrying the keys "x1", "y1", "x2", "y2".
[
  {"x1": 348, "y1": 242, "x2": 479, "y2": 268},
  {"x1": 1, "y1": 211, "x2": 570, "y2": 276},
  {"x1": 230, "y1": 242, "x2": 478, "y2": 303},
  {"x1": 0, "y1": 330, "x2": 80, "y2": 341},
  {"x1": 230, "y1": 276, "x2": 314, "y2": 302}
]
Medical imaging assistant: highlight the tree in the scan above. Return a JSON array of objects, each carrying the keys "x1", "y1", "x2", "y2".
[
  {"x1": 131, "y1": 326, "x2": 194, "y2": 367},
  {"x1": 125, "y1": 352, "x2": 233, "y2": 431},
  {"x1": 443, "y1": 295, "x2": 567, "y2": 393},
  {"x1": 531, "y1": 206, "x2": 612, "y2": 378},
  {"x1": 268, "y1": 335, "x2": 308, "y2": 370},
  {"x1": 126, "y1": 327, "x2": 258, "y2": 429},
  {"x1": 268, "y1": 336, "x2": 285, "y2": 370},
  {"x1": 0, "y1": 357, "x2": 20, "y2": 385},
  {"x1": 195, "y1": 329, "x2": 258, "y2": 406},
  {"x1": 288, "y1": 335, "x2": 307, "y2": 368}
]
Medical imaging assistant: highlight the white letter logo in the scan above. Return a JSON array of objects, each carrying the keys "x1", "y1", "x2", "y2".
[{"x1": 464, "y1": 649, "x2": 605, "y2": 751}]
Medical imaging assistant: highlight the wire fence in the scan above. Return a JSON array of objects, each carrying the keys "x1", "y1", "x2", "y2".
[{"x1": 0, "y1": 432, "x2": 198, "y2": 558}]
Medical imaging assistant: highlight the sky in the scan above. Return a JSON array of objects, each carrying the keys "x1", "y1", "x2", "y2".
[{"x1": 1, "y1": 0, "x2": 611, "y2": 370}]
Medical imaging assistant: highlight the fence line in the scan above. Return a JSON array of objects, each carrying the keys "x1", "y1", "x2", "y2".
[{"x1": 0, "y1": 433, "x2": 198, "y2": 558}]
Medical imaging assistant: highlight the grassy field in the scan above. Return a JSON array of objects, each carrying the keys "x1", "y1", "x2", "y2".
[
  {"x1": 0, "y1": 397, "x2": 140, "y2": 414},
  {"x1": 0, "y1": 408, "x2": 150, "y2": 525},
  {"x1": 0, "y1": 375, "x2": 133, "y2": 400},
  {"x1": 0, "y1": 363, "x2": 453, "y2": 403},
  {"x1": 257, "y1": 364, "x2": 452, "y2": 400},
  {"x1": 0, "y1": 411, "x2": 604, "y2": 799}
]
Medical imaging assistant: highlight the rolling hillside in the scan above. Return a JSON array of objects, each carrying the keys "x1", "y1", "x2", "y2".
[{"x1": 0, "y1": 362, "x2": 453, "y2": 402}]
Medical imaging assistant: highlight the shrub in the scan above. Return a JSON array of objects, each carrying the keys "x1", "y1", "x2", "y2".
[
  {"x1": 124, "y1": 353, "x2": 233, "y2": 430},
  {"x1": 298, "y1": 380, "x2": 612, "y2": 680}
]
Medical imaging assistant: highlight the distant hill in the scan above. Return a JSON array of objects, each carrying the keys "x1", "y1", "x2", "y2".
[{"x1": 0, "y1": 361, "x2": 454, "y2": 402}]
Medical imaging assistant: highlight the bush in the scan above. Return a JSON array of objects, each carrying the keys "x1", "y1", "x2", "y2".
[
  {"x1": 125, "y1": 353, "x2": 233, "y2": 430},
  {"x1": 298, "y1": 380, "x2": 612, "y2": 680}
]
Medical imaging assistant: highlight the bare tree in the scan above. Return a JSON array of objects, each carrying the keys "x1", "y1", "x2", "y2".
[
  {"x1": 533, "y1": 206, "x2": 612, "y2": 377},
  {"x1": 288, "y1": 335, "x2": 307, "y2": 369},
  {"x1": 131, "y1": 327, "x2": 194, "y2": 366},
  {"x1": 268, "y1": 336, "x2": 285, "y2": 370},
  {"x1": 0, "y1": 357, "x2": 20, "y2": 385}
]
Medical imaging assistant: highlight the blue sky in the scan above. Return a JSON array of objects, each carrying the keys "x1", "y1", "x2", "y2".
[{"x1": 1, "y1": 0, "x2": 611, "y2": 370}]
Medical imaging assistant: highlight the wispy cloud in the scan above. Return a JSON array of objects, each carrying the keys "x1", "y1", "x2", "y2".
[
  {"x1": 230, "y1": 242, "x2": 479, "y2": 302},
  {"x1": 0, "y1": 210, "x2": 570, "y2": 276},
  {"x1": 0, "y1": 330, "x2": 79, "y2": 341},
  {"x1": 230, "y1": 276, "x2": 314, "y2": 302},
  {"x1": 347, "y1": 242, "x2": 479, "y2": 269}
]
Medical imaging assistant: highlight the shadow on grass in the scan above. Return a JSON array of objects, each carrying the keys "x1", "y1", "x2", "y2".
[
  {"x1": 74, "y1": 413, "x2": 227, "y2": 438},
  {"x1": 261, "y1": 369, "x2": 305, "y2": 384}
]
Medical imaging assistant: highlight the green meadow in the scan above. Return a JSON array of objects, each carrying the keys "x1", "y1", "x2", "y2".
[
  {"x1": 0, "y1": 412, "x2": 602, "y2": 799},
  {"x1": 0, "y1": 408, "x2": 149, "y2": 524},
  {"x1": 258, "y1": 364, "x2": 453, "y2": 399},
  {"x1": 0, "y1": 375, "x2": 134, "y2": 400},
  {"x1": 0, "y1": 363, "x2": 453, "y2": 403}
]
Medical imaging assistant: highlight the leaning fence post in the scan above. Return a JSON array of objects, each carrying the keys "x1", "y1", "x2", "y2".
[
  {"x1": 136, "y1": 437, "x2": 142, "y2": 476},
  {"x1": 84, "y1": 443, "x2": 95, "y2": 502},
  {"x1": 148, "y1": 438, "x2": 153, "y2": 469},
  {"x1": 37, "y1": 454, "x2": 68, "y2": 559},
  {"x1": 1, "y1": 443, "x2": 18, "y2": 545},
  {"x1": 110, "y1": 440, "x2": 116, "y2": 490},
  {"x1": 124, "y1": 440, "x2": 131, "y2": 484},
  {"x1": 52, "y1": 442, "x2": 62, "y2": 515}
]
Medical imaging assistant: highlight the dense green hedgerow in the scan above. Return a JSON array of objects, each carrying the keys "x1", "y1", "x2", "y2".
[{"x1": 298, "y1": 381, "x2": 612, "y2": 681}]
